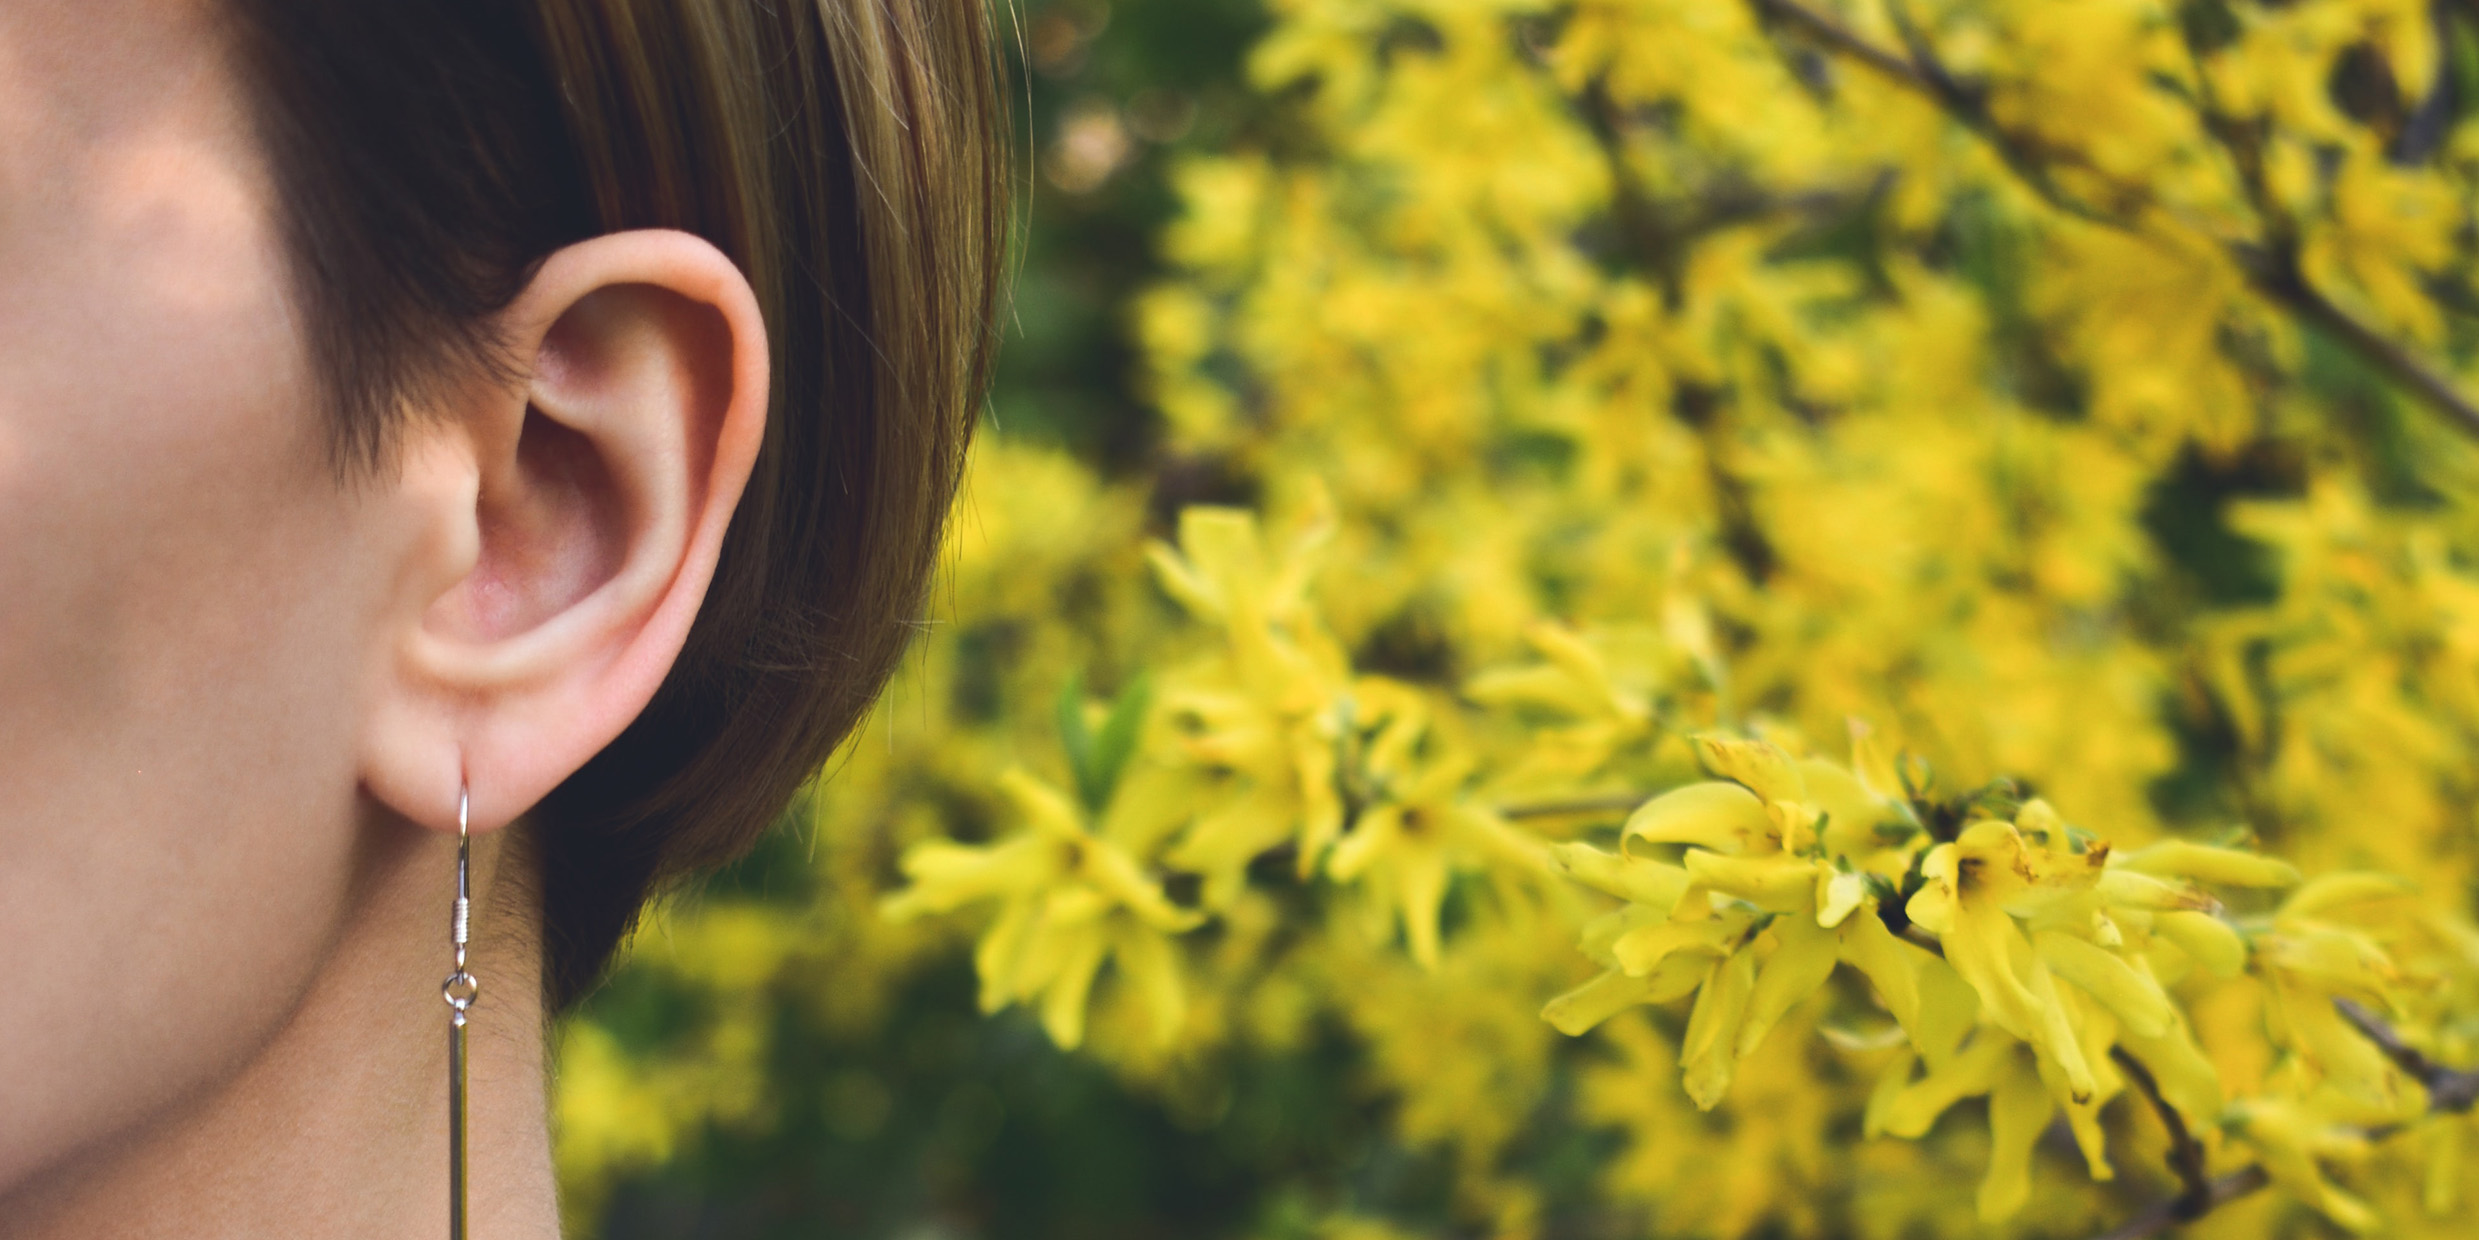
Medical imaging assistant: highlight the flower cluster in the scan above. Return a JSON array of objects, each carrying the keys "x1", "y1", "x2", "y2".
[{"x1": 556, "y1": 2, "x2": 2479, "y2": 1236}]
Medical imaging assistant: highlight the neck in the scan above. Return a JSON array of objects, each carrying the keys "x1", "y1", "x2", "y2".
[{"x1": 0, "y1": 813, "x2": 561, "y2": 1240}]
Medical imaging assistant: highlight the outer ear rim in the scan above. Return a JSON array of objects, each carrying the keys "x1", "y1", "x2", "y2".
[{"x1": 358, "y1": 228, "x2": 771, "y2": 839}]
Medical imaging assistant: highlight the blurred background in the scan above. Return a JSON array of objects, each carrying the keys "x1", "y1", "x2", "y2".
[{"x1": 548, "y1": 1, "x2": 2479, "y2": 1237}]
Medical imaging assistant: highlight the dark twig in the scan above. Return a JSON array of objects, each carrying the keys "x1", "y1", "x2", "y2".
[
  {"x1": 2109, "y1": 1047, "x2": 2212, "y2": 1219},
  {"x1": 2177, "y1": 21, "x2": 2479, "y2": 444},
  {"x1": 1878, "y1": 0, "x2": 1974, "y2": 108},
  {"x1": 1498, "y1": 793, "x2": 1650, "y2": 821},
  {"x1": 1889, "y1": 918, "x2": 2266, "y2": 1239},
  {"x1": 2088, "y1": 1167, "x2": 2270, "y2": 1240},
  {"x1": 2081, "y1": 999, "x2": 2479, "y2": 1239},
  {"x1": 1745, "y1": 0, "x2": 1926, "y2": 89},
  {"x1": 2335, "y1": 997, "x2": 2479, "y2": 1112},
  {"x1": 2259, "y1": 265, "x2": 2479, "y2": 442},
  {"x1": 1745, "y1": 0, "x2": 2479, "y2": 445},
  {"x1": 1751, "y1": 0, "x2": 2132, "y2": 226},
  {"x1": 1870, "y1": 909, "x2": 2470, "y2": 1237}
]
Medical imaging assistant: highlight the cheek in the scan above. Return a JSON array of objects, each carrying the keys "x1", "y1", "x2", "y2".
[{"x1": 0, "y1": 130, "x2": 384, "y2": 1183}]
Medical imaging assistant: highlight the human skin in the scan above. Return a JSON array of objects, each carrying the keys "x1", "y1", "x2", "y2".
[{"x1": 0, "y1": 3, "x2": 768, "y2": 1237}]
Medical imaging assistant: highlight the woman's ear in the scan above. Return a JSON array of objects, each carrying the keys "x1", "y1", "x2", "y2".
[{"x1": 356, "y1": 229, "x2": 769, "y2": 836}]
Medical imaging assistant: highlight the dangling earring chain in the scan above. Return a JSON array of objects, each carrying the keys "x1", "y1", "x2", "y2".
[{"x1": 441, "y1": 785, "x2": 479, "y2": 1240}]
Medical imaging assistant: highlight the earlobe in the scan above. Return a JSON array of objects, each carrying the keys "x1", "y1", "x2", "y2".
[{"x1": 357, "y1": 230, "x2": 770, "y2": 836}]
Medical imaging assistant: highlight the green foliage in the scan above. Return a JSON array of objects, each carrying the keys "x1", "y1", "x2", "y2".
[{"x1": 1059, "y1": 672, "x2": 1154, "y2": 816}]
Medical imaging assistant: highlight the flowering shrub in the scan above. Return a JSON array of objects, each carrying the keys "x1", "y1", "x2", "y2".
[{"x1": 557, "y1": 2, "x2": 2479, "y2": 1237}]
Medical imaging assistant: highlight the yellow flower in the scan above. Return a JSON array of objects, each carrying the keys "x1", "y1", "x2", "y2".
[
  {"x1": 1871, "y1": 1033, "x2": 2078, "y2": 1222},
  {"x1": 2255, "y1": 872, "x2": 2420, "y2": 1113},
  {"x1": 1462, "y1": 620, "x2": 1657, "y2": 789},
  {"x1": 1328, "y1": 684, "x2": 1548, "y2": 969},
  {"x1": 882, "y1": 769, "x2": 1202, "y2": 1049},
  {"x1": 674, "y1": 0, "x2": 2479, "y2": 1233},
  {"x1": 2229, "y1": 1095, "x2": 2380, "y2": 1233},
  {"x1": 1148, "y1": 502, "x2": 1356, "y2": 894},
  {"x1": 1907, "y1": 808, "x2": 2120, "y2": 1104},
  {"x1": 1554, "y1": 737, "x2": 1943, "y2": 1108}
]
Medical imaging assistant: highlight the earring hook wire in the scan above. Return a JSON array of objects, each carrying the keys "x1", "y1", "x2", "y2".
[{"x1": 442, "y1": 781, "x2": 477, "y2": 1240}]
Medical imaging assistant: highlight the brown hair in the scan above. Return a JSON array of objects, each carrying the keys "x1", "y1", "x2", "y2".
[{"x1": 222, "y1": 0, "x2": 1007, "y2": 1009}]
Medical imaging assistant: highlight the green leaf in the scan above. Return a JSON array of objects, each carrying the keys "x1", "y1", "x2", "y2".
[
  {"x1": 1057, "y1": 673, "x2": 1096, "y2": 811},
  {"x1": 1059, "y1": 672, "x2": 1153, "y2": 815},
  {"x1": 1087, "y1": 673, "x2": 1153, "y2": 815}
]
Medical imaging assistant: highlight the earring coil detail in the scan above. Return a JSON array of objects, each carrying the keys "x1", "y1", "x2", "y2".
[{"x1": 441, "y1": 785, "x2": 478, "y2": 1240}]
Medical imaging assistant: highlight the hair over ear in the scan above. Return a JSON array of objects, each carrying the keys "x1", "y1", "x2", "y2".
[{"x1": 228, "y1": 0, "x2": 1008, "y2": 1008}]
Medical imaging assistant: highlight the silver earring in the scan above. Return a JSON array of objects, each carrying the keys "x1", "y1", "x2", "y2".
[{"x1": 441, "y1": 784, "x2": 479, "y2": 1240}]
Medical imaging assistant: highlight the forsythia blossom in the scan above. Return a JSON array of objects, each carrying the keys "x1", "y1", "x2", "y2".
[{"x1": 560, "y1": 2, "x2": 2479, "y2": 1236}]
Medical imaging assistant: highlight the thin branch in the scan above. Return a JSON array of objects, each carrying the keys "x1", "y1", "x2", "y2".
[
  {"x1": 2335, "y1": 997, "x2": 2479, "y2": 1112},
  {"x1": 1879, "y1": 910, "x2": 2466, "y2": 1237},
  {"x1": 1884, "y1": 917, "x2": 2281, "y2": 1239},
  {"x1": 1499, "y1": 792, "x2": 1649, "y2": 820},
  {"x1": 1744, "y1": 0, "x2": 2479, "y2": 445},
  {"x1": 2088, "y1": 1167, "x2": 2270, "y2": 1240},
  {"x1": 2178, "y1": 21, "x2": 2479, "y2": 444},
  {"x1": 1752, "y1": 0, "x2": 2134, "y2": 226},
  {"x1": 2108, "y1": 1047, "x2": 2212, "y2": 1219},
  {"x1": 2259, "y1": 265, "x2": 2479, "y2": 442},
  {"x1": 2082, "y1": 999, "x2": 2479, "y2": 1239},
  {"x1": 1746, "y1": 0, "x2": 1925, "y2": 89}
]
